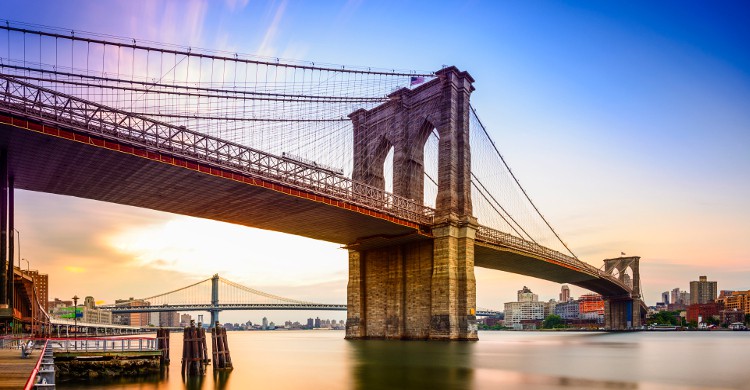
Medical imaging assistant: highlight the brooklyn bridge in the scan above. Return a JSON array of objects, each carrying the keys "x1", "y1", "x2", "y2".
[{"x1": 0, "y1": 22, "x2": 644, "y2": 340}]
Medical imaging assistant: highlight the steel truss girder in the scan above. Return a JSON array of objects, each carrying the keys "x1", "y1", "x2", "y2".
[
  {"x1": 475, "y1": 225, "x2": 630, "y2": 293},
  {"x1": 0, "y1": 74, "x2": 434, "y2": 225}
]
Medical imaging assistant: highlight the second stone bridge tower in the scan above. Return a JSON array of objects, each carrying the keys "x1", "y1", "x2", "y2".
[{"x1": 345, "y1": 67, "x2": 477, "y2": 340}]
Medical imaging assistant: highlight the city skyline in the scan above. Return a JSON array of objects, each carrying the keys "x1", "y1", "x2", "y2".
[{"x1": 3, "y1": 1, "x2": 749, "y2": 323}]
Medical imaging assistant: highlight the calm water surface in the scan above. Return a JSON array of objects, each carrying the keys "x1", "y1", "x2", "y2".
[{"x1": 58, "y1": 330, "x2": 750, "y2": 390}]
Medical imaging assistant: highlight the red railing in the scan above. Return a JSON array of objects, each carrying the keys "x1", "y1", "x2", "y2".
[{"x1": 23, "y1": 339, "x2": 49, "y2": 390}]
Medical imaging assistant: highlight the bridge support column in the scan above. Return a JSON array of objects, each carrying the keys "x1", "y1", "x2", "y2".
[
  {"x1": 345, "y1": 222, "x2": 477, "y2": 341},
  {"x1": 605, "y1": 297, "x2": 642, "y2": 330},
  {"x1": 210, "y1": 310, "x2": 220, "y2": 327}
]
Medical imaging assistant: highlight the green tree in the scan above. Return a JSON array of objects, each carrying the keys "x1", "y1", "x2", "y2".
[
  {"x1": 543, "y1": 314, "x2": 563, "y2": 329},
  {"x1": 745, "y1": 313, "x2": 750, "y2": 325},
  {"x1": 647, "y1": 311, "x2": 680, "y2": 326}
]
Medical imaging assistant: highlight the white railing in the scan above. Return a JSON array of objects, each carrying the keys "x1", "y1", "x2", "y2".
[{"x1": 47, "y1": 337, "x2": 157, "y2": 352}]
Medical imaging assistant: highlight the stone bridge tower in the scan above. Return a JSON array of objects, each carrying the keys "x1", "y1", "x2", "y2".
[
  {"x1": 602, "y1": 256, "x2": 643, "y2": 329},
  {"x1": 345, "y1": 66, "x2": 477, "y2": 340}
]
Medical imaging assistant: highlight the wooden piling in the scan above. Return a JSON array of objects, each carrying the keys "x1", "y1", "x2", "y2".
[
  {"x1": 181, "y1": 321, "x2": 209, "y2": 376},
  {"x1": 157, "y1": 328, "x2": 170, "y2": 366},
  {"x1": 211, "y1": 322, "x2": 233, "y2": 370}
]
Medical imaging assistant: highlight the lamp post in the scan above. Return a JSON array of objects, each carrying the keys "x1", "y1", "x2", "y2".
[{"x1": 72, "y1": 295, "x2": 79, "y2": 349}]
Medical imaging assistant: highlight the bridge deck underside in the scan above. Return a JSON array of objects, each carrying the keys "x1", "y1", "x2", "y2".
[
  {"x1": 0, "y1": 123, "x2": 420, "y2": 245},
  {"x1": 474, "y1": 243, "x2": 629, "y2": 297}
]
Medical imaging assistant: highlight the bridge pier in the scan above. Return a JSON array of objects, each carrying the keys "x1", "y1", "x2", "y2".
[{"x1": 345, "y1": 221, "x2": 477, "y2": 340}]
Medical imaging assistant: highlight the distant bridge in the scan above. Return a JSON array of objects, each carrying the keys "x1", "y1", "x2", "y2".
[{"x1": 98, "y1": 275, "x2": 501, "y2": 322}]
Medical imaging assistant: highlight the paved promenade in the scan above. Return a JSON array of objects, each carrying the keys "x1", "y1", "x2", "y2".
[{"x1": 0, "y1": 348, "x2": 36, "y2": 389}]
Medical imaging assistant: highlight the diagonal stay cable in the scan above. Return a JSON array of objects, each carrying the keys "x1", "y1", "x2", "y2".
[{"x1": 470, "y1": 104, "x2": 579, "y2": 260}]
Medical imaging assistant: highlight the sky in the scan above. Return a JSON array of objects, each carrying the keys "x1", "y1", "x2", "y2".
[{"x1": 2, "y1": 0, "x2": 749, "y2": 324}]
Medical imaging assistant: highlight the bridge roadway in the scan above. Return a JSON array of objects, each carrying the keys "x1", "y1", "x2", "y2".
[
  {"x1": 0, "y1": 75, "x2": 632, "y2": 299},
  {"x1": 103, "y1": 303, "x2": 500, "y2": 317}
]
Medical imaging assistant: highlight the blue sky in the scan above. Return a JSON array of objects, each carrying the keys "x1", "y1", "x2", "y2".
[{"x1": 3, "y1": 0, "x2": 749, "y2": 323}]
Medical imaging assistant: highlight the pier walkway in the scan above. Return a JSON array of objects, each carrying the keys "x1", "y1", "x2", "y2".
[{"x1": 0, "y1": 348, "x2": 37, "y2": 389}]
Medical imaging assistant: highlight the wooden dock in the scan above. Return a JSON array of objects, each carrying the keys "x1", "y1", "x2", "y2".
[{"x1": 0, "y1": 349, "x2": 37, "y2": 389}]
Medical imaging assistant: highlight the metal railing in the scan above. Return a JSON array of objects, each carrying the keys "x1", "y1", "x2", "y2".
[
  {"x1": 0, "y1": 74, "x2": 435, "y2": 226},
  {"x1": 47, "y1": 336, "x2": 158, "y2": 352},
  {"x1": 475, "y1": 225, "x2": 630, "y2": 292},
  {"x1": 23, "y1": 339, "x2": 49, "y2": 390}
]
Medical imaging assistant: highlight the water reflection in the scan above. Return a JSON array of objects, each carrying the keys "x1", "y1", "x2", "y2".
[
  {"x1": 212, "y1": 370, "x2": 232, "y2": 390},
  {"x1": 349, "y1": 340, "x2": 474, "y2": 390}
]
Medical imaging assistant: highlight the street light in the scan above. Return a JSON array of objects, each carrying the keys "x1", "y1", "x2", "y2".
[
  {"x1": 72, "y1": 295, "x2": 79, "y2": 349},
  {"x1": 22, "y1": 258, "x2": 29, "y2": 272}
]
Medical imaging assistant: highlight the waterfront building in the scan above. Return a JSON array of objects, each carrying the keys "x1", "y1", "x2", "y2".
[
  {"x1": 544, "y1": 299, "x2": 557, "y2": 317},
  {"x1": 307, "y1": 318, "x2": 314, "y2": 328},
  {"x1": 48, "y1": 298, "x2": 72, "y2": 311},
  {"x1": 180, "y1": 313, "x2": 192, "y2": 327},
  {"x1": 554, "y1": 299, "x2": 580, "y2": 320},
  {"x1": 560, "y1": 285, "x2": 570, "y2": 302},
  {"x1": 159, "y1": 311, "x2": 180, "y2": 327},
  {"x1": 114, "y1": 297, "x2": 150, "y2": 327},
  {"x1": 504, "y1": 286, "x2": 546, "y2": 329},
  {"x1": 686, "y1": 302, "x2": 722, "y2": 324},
  {"x1": 689, "y1": 276, "x2": 717, "y2": 305},
  {"x1": 262, "y1": 317, "x2": 269, "y2": 330},
  {"x1": 54, "y1": 295, "x2": 112, "y2": 324},
  {"x1": 721, "y1": 309, "x2": 744, "y2": 325},
  {"x1": 314, "y1": 317, "x2": 321, "y2": 328},
  {"x1": 578, "y1": 294, "x2": 604, "y2": 323},
  {"x1": 720, "y1": 290, "x2": 749, "y2": 314},
  {"x1": 661, "y1": 291, "x2": 670, "y2": 305}
]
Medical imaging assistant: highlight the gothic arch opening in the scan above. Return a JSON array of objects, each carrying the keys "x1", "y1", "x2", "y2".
[
  {"x1": 421, "y1": 124, "x2": 440, "y2": 209},
  {"x1": 383, "y1": 145, "x2": 394, "y2": 194}
]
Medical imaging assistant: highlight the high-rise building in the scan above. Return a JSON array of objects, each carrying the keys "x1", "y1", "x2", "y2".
[
  {"x1": 680, "y1": 291, "x2": 691, "y2": 306},
  {"x1": 314, "y1": 317, "x2": 321, "y2": 328},
  {"x1": 560, "y1": 285, "x2": 570, "y2": 302},
  {"x1": 671, "y1": 288, "x2": 681, "y2": 306},
  {"x1": 262, "y1": 317, "x2": 269, "y2": 330},
  {"x1": 661, "y1": 291, "x2": 670, "y2": 305},
  {"x1": 690, "y1": 276, "x2": 717, "y2": 305},
  {"x1": 21, "y1": 269, "x2": 49, "y2": 312}
]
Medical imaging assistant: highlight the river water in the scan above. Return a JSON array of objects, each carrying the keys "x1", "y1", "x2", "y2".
[{"x1": 57, "y1": 330, "x2": 750, "y2": 390}]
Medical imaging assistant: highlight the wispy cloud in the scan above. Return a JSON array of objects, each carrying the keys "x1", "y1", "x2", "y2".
[
  {"x1": 225, "y1": 0, "x2": 250, "y2": 12},
  {"x1": 256, "y1": 0, "x2": 288, "y2": 57}
]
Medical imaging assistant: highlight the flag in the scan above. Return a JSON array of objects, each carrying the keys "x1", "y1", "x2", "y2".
[
  {"x1": 410, "y1": 76, "x2": 425, "y2": 86},
  {"x1": 621, "y1": 252, "x2": 626, "y2": 256}
]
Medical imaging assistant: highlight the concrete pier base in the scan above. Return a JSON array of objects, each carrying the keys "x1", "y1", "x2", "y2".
[
  {"x1": 604, "y1": 297, "x2": 642, "y2": 330},
  {"x1": 346, "y1": 222, "x2": 477, "y2": 341}
]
